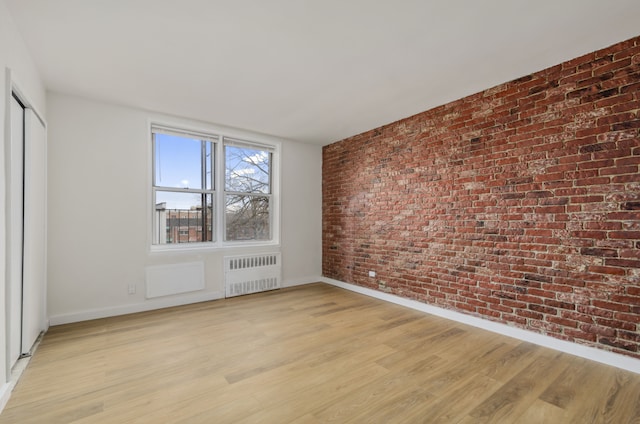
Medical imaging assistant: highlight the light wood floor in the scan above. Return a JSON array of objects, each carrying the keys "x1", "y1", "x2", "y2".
[{"x1": 2, "y1": 283, "x2": 639, "y2": 423}]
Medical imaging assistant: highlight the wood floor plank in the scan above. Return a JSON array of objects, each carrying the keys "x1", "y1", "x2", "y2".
[
  {"x1": 234, "y1": 362, "x2": 391, "y2": 423},
  {"x1": 343, "y1": 386, "x2": 435, "y2": 424},
  {"x1": 311, "y1": 355, "x2": 447, "y2": 422},
  {"x1": 404, "y1": 373, "x2": 502, "y2": 423},
  {"x1": 479, "y1": 341, "x2": 542, "y2": 382},
  {"x1": 538, "y1": 356, "x2": 595, "y2": 409},
  {"x1": 0, "y1": 283, "x2": 639, "y2": 423},
  {"x1": 494, "y1": 399, "x2": 566, "y2": 424},
  {"x1": 466, "y1": 351, "x2": 571, "y2": 423},
  {"x1": 566, "y1": 367, "x2": 640, "y2": 424}
]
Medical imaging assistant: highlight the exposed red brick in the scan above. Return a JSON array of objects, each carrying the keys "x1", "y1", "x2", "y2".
[
  {"x1": 580, "y1": 247, "x2": 619, "y2": 257},
  {"x1": 323, "y1": 35, "x2": 640, "y2": 359},
  {"x1": 595, "y1": 317, "x2": 637, "y2": 331},
  {"x1": 606, "y1": 258, "x2": 640, "y2": 268},
  {"x1": 592, "y1": 300, "x2": 631, "y2": 312},
  {"x1": 619, "y1": 331, "x2": 640, "y2": 343},
  {"x1": 579, "y1": 323, "x2": 617, "y2": 337},
  {"x1": 564, "y1": 329, "x2": 597, "y2": 342},
  {"x1": 599, "y1": 338, "x2": 638, "y2": 352}
]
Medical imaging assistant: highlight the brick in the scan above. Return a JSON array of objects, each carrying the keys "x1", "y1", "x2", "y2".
[
  {"x1": 579, "y1": 323, "x2": 616, "y2": 337},
  {"x1": 580, "y1": 247, "x2": 618, "y2": 257},
  {"x1": 592, "y1": 300, "x2": 631, "y2": 312},
  {"x1": 579, "y1": 142, "x2": 617, "y2": 154},
  {"x1": 544, "y1": 299, "x2": 576, "y2": 310},
  {"x1": 594, "y1": 317, "x2": 637, "y2": 331},
  {"x1": 588, "y1": 265, "x2": 626, "y2": 276},
  {"x1": 616, "y1": 156, "x2": 640, "y2": 166},
  {"x1": 600, "y1": 165, "x2": 638, "y2": 176},
  {"x1": 599, "y1": 338, "x2": 638, "y2": 352},
  {"x1": 517, "y1": 310, "x2": 544, "y2": 320},
  {"x1": 565, "y1": 309, "x2": 603, "y2": 323},
  {"x1": 577, "y1": 159, "x2": 615, "y2": 170},
  {"x1": 565, "y1": 329, "x2": 597, "y2": 342},
  {"x1": 609, "y1": 232, "x2": 640, "y2": 240},
  {"x1": 618, "y1": 330, "x2": 640, "y2": 342},
  {"x1": 605, "y1": 258, "x2": 640, "y2": 268},
  {"x1": 529, "y1": 304, "x2": 558, "y2": 315},
  {"x1": 621, "y1": 202, "x2": 640, "y2": 210},
  {"x1": 574, "y1": 177, "x2": 611, "y2": 186},
  {"x1": 596, "y1": 112, "x2": 636, "y2": 127}
]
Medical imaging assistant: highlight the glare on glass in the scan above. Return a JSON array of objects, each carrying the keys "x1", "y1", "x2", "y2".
[{"x1": 225, "y1": 146, "x2": 270, "y2": 194}]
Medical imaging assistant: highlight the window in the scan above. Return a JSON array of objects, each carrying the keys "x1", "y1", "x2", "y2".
[
  {"x1": 225, "y1": 140, "x2": 272, "y2": 241},
  {"x1": 151, "y1": 124, "x2": 278, "y2": 248},
  {"x1": 152, "y1": 127, "x2": 215, "y2": 245}
]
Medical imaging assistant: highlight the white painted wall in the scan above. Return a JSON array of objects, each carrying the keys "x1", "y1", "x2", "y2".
[
  {"x1": 0, "y1": 0, "x2": 47, "y2": 407},
  {"x1": 280, "y1": 132, "x2": 323, "y2": 286},
  {"x1": 46, "y1": 93, "x2": 322, "y2": 324}
]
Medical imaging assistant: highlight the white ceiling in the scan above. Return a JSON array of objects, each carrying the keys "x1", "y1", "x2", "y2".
[{"x1": 6, "y1": 0, "x2": 640, "y2": 145}]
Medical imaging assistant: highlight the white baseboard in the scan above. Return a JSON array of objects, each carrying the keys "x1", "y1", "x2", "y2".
[
  {"x1": 49, "y1": 291, "x2": 224, "y2": 326},
  {"x1": 0, "y1": 383, "x2": 11, "y2": 416},
  {"x1": 49, "y1": 277, "x2": 322, "y2": 326},
  {"x1": 320, "y1": 277, "x2": 640, "y2": 375},
  {"x1": 282, "y1": 275, "x2": 321, "y2": 288},
  {"x1": 0, "y1": 332, "x2": 42, "y2": 416}
]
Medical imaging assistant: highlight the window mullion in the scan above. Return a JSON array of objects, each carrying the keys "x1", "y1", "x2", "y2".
[
  {"x1": 216, "y1": 141, "x2": 225, "y2": 244},
  {"x1": 200, "y1": 141, "x2": 206, "y2": 241},
  {"x1": 224, "y1": 190, "x2": 271, "y2": 198}
]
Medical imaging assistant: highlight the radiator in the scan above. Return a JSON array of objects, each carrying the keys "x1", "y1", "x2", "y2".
[
  {"x1": 145, "y1": 262, "x2": 205, "y2": 298},
  {"x1": 224, "y1": 252, "x2": 281, "y2": 297}
]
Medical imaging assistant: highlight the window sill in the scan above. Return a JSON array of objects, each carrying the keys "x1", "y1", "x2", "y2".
[{"x1": 149, "y1": 240, "x2": 280, "y2": 254}]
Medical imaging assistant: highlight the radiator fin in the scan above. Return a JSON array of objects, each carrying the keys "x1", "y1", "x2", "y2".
[{"x1": 224, "y1": 253, "x2": 281, "y2": 298}]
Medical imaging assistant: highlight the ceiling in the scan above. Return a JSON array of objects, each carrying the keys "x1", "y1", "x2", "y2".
[{"x1": 6, "y1": 0, "x2": 640, "y2": 145}]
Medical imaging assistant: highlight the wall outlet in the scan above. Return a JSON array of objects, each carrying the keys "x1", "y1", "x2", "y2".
[
  {"x1": 368, "y1": 270, "x2": 376, "y2": 277},
  {"x1": 128, "y1": 283, "x2": 136, "y2": 294}
]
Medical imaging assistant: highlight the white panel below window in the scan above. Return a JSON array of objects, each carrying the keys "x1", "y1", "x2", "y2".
[{"x1": 145, "y1": 262, "x2": 205, "y2": 298}]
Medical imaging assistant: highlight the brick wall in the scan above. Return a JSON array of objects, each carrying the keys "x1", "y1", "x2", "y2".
[{"x1": 323, "y1": 36, "x2": 640, "y2": 358}]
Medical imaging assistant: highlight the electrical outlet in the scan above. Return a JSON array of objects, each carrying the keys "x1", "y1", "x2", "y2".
[{"x1": 128, "y1": 283, "x2": 136, "y2": 294}]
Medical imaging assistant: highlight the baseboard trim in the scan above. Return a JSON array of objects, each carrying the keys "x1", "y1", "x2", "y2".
[
  {"x1": 320, "y1": 277, "x2": 640, "y2": 375},
  {"x1": 49, "y1": 291, "x2": 224, "y2": 326},
  {"x1": 0, "y1": 383, "x2": 11, "y2": 416},
  {"x1": 282, "y1": 275, "x2": 321, "y2": 288},
  {"x1": 48, "y1": 277, "x2": 323, "y2": 326},
  {"x1": 0, "y1": 331, "x2": 43, "y2": 416}
]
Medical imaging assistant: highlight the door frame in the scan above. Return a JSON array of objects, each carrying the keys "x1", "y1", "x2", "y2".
[
  {"x1": 7, "y1": 91, "x2": 24, "y2": 369},
  {"x1": 4, "y1": 68, "x2": 48, "y2": 381}
]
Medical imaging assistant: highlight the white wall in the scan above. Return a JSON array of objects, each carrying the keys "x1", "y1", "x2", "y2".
[
  {"x1": 46, "y1": 93, "x2": 322, "y2": 324},
  {"x1": 280, "y1": 135, "x2": 323, "y2": 286},
  {"x1": 0, "y1": 0, "x2": 47, "y2": 406}
]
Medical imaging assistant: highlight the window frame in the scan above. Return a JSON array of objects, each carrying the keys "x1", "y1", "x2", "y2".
[
  {"x1": 223, "y1": 138, "x2": 274, "y2": 242},
  {"x1": 149, "y1": 122, "x2": 280, "y2": 252},
  {"x1": 152, "y1": 126, "x2": 216, "y2": 246}
]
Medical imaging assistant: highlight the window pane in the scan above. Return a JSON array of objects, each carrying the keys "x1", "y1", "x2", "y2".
[
  {"x1": 154, "y1": 191, "x2": 213, "y2": 244},
  {"x1": 154, "y1": 133, "x2": 205, "y2": 190},
  {"x1": 225, "y1": 146, "x2": 270, "y2": 193},
  {"x1": 225, "y1": 194, "x2": 270, "y2": 241}
]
